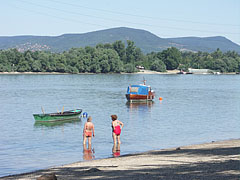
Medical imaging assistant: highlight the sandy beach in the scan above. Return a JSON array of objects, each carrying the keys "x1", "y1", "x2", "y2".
[{"x1": 1, "y1": 139, "x2": 239, "y2": 180}]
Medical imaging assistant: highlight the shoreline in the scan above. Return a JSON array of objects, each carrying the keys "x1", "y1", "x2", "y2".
[
  {"x1": 0, "y1": 70, "x2": 174, "y2": 75},
  {"x1": 0, "y1": 70, "x2": 238, "y2": 75},
  {"x1": 1, "y1": 138, "x2": 239, "y2": 180}
]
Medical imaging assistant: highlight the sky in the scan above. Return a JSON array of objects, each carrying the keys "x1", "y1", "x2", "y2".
[{"x1": 1, "y1": 0, "x2": 240, "y2": 44}]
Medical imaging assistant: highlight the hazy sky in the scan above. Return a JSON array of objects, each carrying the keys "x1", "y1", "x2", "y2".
[{"x1": 1, "y1": 0, "x2": 240, "y2": 44}]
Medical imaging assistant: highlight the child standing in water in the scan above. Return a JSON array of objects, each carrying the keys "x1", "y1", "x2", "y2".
[
  {"x1": 111, "y1": 115, "x2": 124, "y2": 144},
  {"x1": 83, "y1": 116, "x2": 95, "y2": 145}
]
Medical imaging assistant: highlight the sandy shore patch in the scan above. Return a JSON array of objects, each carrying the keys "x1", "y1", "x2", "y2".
[
  {"x1": 136, "y1": 70, "x2": 179, "y2": 74},
  {"x1": 1, "y1": 139, "x2": 239, "y2": 180}
]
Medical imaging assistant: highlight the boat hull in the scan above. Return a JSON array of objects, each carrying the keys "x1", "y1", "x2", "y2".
[
  {"x1": 33, "y1": 109, "x2": 82, "y2": 122},
  {"x1": 126, "y1": 93, "x2": 154, "y2": 102},
  {"x1": 34, "y1": 119, "x2": 80, "y2": 127}
]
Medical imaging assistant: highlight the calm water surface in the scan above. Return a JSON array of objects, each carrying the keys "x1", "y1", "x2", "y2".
[{"x1": 0, "y1": 74, "x2": 239, "y2": 177}]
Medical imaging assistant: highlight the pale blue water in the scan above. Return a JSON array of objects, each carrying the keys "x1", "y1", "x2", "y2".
[{"x1": 0, "y1": 74, "x2": 239, "y2": 177}]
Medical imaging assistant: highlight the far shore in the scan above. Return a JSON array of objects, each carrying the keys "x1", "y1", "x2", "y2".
[
  {"x1": 1, "y1": 139, "x2": 239, "y2": 180},
  {"x1": 0, "y1": 70, "x2": 238, "y2": 75},
  {"x1": 0, "y1": 70, "x2": 176, "y2": 75}
]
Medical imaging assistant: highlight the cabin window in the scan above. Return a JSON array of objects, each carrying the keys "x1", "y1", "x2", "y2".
[{"x1": 130, "y1": 87, "x2": 139, "y2": 92}]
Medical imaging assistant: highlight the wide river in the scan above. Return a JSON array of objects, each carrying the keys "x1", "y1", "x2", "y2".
[{"x1": 0, "y1": 74, "x2": 239, "y2": 177}]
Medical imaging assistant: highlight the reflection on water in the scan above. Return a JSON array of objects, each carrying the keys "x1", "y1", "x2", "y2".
[
  {"x1": 34, "y1": 119, "x2": 81, "y2": 128},
  {"x1": 126, "y1": 101, "x2": 154, "y2": 113},
  {"x1": 112, "y1": 144, "x2": 120, "y2": 157},
  {"x1": 126, "y1": 101, "x2": 154, "y2": 109},
  {"x1": 83, "y1": 144, "x2": 95, "y2": 160}
]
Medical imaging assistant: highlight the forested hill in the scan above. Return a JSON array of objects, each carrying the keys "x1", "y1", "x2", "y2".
[
  {"x1": 0, "y1": 27, "x2": 239, "y2": 53},
  {"x1": 167, "y1": 36, "x2": 240, "y2": 54}
]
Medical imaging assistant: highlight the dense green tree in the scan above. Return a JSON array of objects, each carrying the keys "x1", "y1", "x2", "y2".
[
  {"x1": 100, "y1": 60, "x2": 110, "y2": 73},
  {"x1": 66, "y1": 65, "x2": 79, "y2": 74},
  {"x1": 104, "y1": 49, "x2": 122, "y2": 72},
  {"x1": 85, "y1": 46, "x2": 95, "y2": 55},
  {"x1": 55, "y1": 63, "x2": 66, "y2": 72},
  {"x1": 212, "y1": 48, "x2": 223, "y2": 59},
  {"x1": 150, "y1": 58, "x2": 166, "y2": 72},
  {"x1": 32, "y1": 60, "x2": 42, "y2": 72},
  {"x1": 133, "y1": 47, "x2": 145, "y2": 63},
  {"x1": 76, "y1": 61, "x2": 85, "y2": 73},
  {"x1": 160, "y1": 47, "x2": 181, "y2": 70},
  {"x1": 90, "y1": 60, "x2": 101, "y2": 73},
  {"x1": 223, "y1": 57, "x2": 238, "y2": 72},
  {"x1": 24, "y1": 51, "x2": 34, "y2": 70},
  {"x1": 17, "y1": 56, "x2": 31, "y2": 72},
  {"x1": 124, "y1": 63, "x2": 137, "y2": 73},
  {"x1": 126, "y1": 40, "x2": 136, "y2": 64},
  {"x1": 112, "y1": 40, "x2": 126, "y2": 62},
  {"x1": 96, "y1": 43, "x2": 104, "y2": 49},
  {"x1": 47, "y1": 54, "x2": 57, "y2": 72},
  {"x1": 103, "y1": 43, "x2": 113, "y2": 49},
  {"x1": 0, "y1": 53, "x2": 8, "y2": 69},
  {"x1": 82, "y1": 54, "x2": 91, "y2": 72},
  {"x1": 36, "y1": 52, "x2": 51, "y2": 72},
  {"x1": 0, "y1": 64, "x2": 7, "y2": 72},
  {"x1": 211, "y1": 59, "x2": 227, "y2": 72}
]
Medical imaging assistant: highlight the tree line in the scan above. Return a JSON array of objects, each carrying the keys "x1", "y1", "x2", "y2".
[{"x1": 0, "y1": 40, "x2": 240, "y2": 73}]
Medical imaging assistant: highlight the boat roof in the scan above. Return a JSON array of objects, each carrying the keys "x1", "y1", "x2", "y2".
[
  {"x1": 129, "y1": 84, "x2": 151, "y2": 88},
  {"x1": 126, "y1": 84, "x2": 150, "y2": 95}
]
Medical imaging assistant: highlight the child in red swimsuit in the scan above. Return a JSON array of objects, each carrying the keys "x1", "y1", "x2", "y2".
[
  {"x1": 111, "y1": 115, "x2": 124, "y2": 144},
  {"x1": 83, "y1": 116, "x2": 95, "y2": 145}
]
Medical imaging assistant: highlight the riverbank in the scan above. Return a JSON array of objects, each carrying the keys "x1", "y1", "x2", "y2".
[
  {"x1": 0, "y1": 70, "x2": 238, "y2": 75},
  {"x1": 1, "y1": 139, "x2": 239, "y2": 180},
  {"x1": 0, "y1": 70, "x2": 174, "y2": 75}
]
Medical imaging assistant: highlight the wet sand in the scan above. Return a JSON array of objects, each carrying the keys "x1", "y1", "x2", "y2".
[{"x1": 1, "y1": 139, "x2": 239, "y2": 180}]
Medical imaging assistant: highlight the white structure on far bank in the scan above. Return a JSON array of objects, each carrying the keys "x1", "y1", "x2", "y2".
[{"x1": 188, "y1": 68, "x2": 210, "y2": 74}]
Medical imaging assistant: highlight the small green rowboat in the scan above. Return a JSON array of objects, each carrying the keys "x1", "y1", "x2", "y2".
[{"x1": 33, "y1": 109, "x2": 82, "y2": 122}]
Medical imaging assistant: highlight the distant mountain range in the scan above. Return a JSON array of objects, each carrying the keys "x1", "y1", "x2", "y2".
[{"x1": 0, "y1": 27, "x2": 240, "y2": 54}]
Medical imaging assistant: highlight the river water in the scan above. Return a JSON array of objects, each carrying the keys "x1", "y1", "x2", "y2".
[{"x1": 0, "y1": 74, "x2": 239, "y2": 177}]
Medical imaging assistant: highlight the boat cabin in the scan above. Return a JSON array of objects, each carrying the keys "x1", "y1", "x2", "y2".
[{"x1": 126, "y1": 84, "x2": 155, "y2": 102}]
